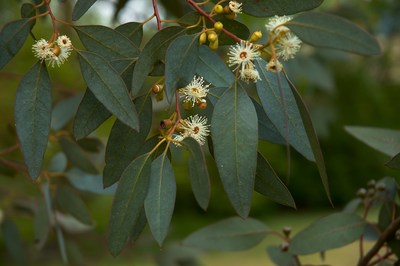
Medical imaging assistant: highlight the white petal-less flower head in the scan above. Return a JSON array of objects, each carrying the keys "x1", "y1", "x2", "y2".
[
  {"x1": 266, "y1": 59, "x2": 283, "y2": 72},
  {"x1": 46, "y1": 44, "x2": 72, "y2": 67},
  {"x1": 265, "y1": 15, "x2": 293, "y2": 34},
  {"x1": 180, "y1": 114, "x2": 210, "y2": 146},
  {"x1": 179, "y1": 75, "x2": 211, "y2": 107},
  {"x1": 240, "y1": 63, "x2": 261, "y2": 83},
  {"x1": 229, "y1": 1, "x2": 243, "y2": 14},
  {"x1": 56, "y1": 35, "x2": 72, "y2": 48},
  {"x1": 227, "y1": 41, "x2": 260, "y2": 73},
  {"x1": 172, "y1": 134, "x2": 185, "y2": 147},
  {"x1": 32, "y1": 39, "x2": 52, "y2": 61},
  {"x1": 275, "y1": 32, "x2": 302, "y2": 61}
]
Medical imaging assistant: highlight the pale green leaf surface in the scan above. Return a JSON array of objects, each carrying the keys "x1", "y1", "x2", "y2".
[{"x1": 66, "y1": 168, "x2": 117, "y2": 195}]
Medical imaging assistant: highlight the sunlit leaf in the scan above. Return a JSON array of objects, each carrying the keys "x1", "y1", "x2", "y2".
[
  {"x1": 242, "y1": 0, "x2": 323, "y2": 17},
  {"x1": 51, "y1": 93, "x2": 83, "y2": 131},
  {"x1": 145, "y1": 154, "x2": 176, "y2": 246},
  {"x1": 289, "y1": 212, "x2": 365, "y2": 255},
  {"x1": 211, "y1": 84, "x2": 258, "y2": 218},
  {"x1": 183, "y1": 217, "x2": 268, "y2": 251},
  {"x1": 15, "y1": 62, "x2": 51, "y2": 179},
  {"x1": 78, "y1": 50, "x2": 139, "y2": 130},
  {"x1": 56, "y1": 186, "x2": 92, "y2": 225},
  {"x1": 287, "y1": 12, "x2": 381, "y2": 55},
  {"x1": 108, "y1": 153, "x2": 152, "y2": 256},
  {"x1": 72, "y1": 0, "x2": 97, "y2": 21},
  {"x1": 0, "y1": 18, "x2": 34, "y2": 70}
]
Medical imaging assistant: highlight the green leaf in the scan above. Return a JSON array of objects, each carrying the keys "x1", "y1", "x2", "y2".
[
  {"x1": 103, "y1": 95, "x2": 152, "y2": 187},
  {"x1": 75, "y1": 25, "x2": 140, "y2": 61},
  {"x1": 131, "y1": 26, "x2": 186, "y2": 96},
  {"x1": 182, "y1": 138, "x2": 211, "y2": 211},
  {"x1": 56, "y1": 186, "x2": 92, "y2": 225},
  {"x1": 242, "y1": 0, "x2": 323, "y2": 17},
  {"x1": 59, "y1": 136, "x2": 98, "y2": 174},
  {"x1": 285, "y1": 74, "x2": 332, "y2": 205},
  {"x1": 255, "y1": 153, "x2": 296, "y2": 208},
  {"x1": 213, "y1": 17, "x2": 250, "y2": 45},
  {"x1": 108, "y1": 153, "x2": 152, "y2": 256},
  {"x1": 48, "y1": 152, "x2": 67, "y2": 172},
  {"x1": 77, "y1": 50, "x2": 139, "y2": 130},
  {"x1": 1, "y1": 218, "x2": 27, "y2": 265},
  {"x1": 165, "y1": 34, "x2": 199, "y2": 101},
  {"x1": 72, "y1": 0, "x2": 97, "y2": 21},
  {"x1": 73, "y1": 90, "x2": 111, "y2": 140},
  {"x1": 66, "y1": 168, "x2": 117, "y2": 195},
  {"x1": 145, "y1": 154, "x2": 176, "y2": 246},
  {"x1": 211, "y1": 84, "x2": 258, "y2": 218},
  {"x1": 182, "y1": 217, "x2": 268, "y2": 251},
  {"x1": 377, "y1": 177, "x2": 397, "y2": 230},
  {"x1": 267, "y1": 246, "x2": 299, "y2": 266},
  {"x1": 196, "y1": 46, "x2": 234, "y2": 88},
  {"x1": 130, "y1": 208, "x2": 147, "y2": 243},
  {"x1": 51, "y1": 93, "x2": 83, "y2": 130},
  {"x1": 386, "y1": 152, "x2": 400, "y2": 170},
  {"x1": 20, "y1": 3, "x2": 36, "y2": 26},
  {"x1": 115, "y1": 22, "x2": 143, "y2": 48},
  {"x1": 0, "y1": 18, "x2": 34, "y2": 70},
  {"x1": 34, "y1": 201, "x2": 50, "y2": 250},
  {"x1": 255, "y1": 59, "x2": 314, "y2": 161},
  {"x1": 287, "y1": 12, "x2": 381, "y2": 56},
  {"x1": 289, "y1": 212, "x2": 366, "y2": 255},
  {"x1": 15, "y1": 61, "x2": 51, "y2": 179},
  {"x1": 77, "y1": 137, "x2": 103, "y2": 153},
  {"x1": 344, "y1": 126, "x2": 400, "y2": 157}
]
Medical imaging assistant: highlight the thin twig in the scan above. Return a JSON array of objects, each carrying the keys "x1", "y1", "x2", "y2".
[{"x1": 152, "y1": 0, "x2": 162, "y2": 30}]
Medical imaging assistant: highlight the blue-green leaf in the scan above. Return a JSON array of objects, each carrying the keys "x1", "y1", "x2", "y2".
[
  {"x1": 211, "y1": 84, "x2": 258, "y2": 218},
  {"x1": 56, "y1": 186, "x2": 92, "y2": 225},
  {"x1": 267, "y1": 246, "x2": 299, "y2": 266},
  {"x1": 72, "y1": 0, "x2": 97, "y2": 21},
  {"x1": 1, "y1": 218, "x2": 27, "y2": 265},
  {"x1": 66, "y1": 168, "x2": 117, "y2": 195},
  {"x1": 115, "y1": 22, "x2": 143, "y2": 48},
  {"x1": 242, "y1": 0, "x2": 323, "y2": 17},
  {"x1": 145, "y1": 154, "x2": 176, "y2": 246},
  {"x1": 15, "y1": 61, "x2": 51, "y2": 179},
  {"x1": 51, "y1": 93, "x2": 83, "y2": 131}
]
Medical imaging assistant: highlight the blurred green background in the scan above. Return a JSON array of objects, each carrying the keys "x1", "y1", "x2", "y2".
[{"x1": 1, "y1": 0, "x2": 400, "y2": 265}]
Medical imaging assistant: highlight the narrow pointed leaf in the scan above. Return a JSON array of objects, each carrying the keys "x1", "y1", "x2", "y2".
[
  {"x1": 56, "y1": 186, "x2": 92, "y2": 225},
  {"x1": 130, "y1": 208, "x2": 147, "y2": 243},
  {"x1": 72, "y1": 0, "x2": 97, "y2": 21},
  {"x1": 108, "y1": 153, "x2": 152, "y2": 256},
  {"x1": 182, "y1": 138, "x2": 210, "y2": 210},
  {"x1": 51, "y1": 93, "x2": 83, "y2": 130},
  {"x1": 0, "y1": 18, "x2": 34, "y2": 70},
  {"x1": 211, "y1": 84, "x2": 258, "y2": 218},
  {"x1": 145, "y1": 154, "x2": 176, "y2": 246},
  {"x1": 34, "y1": 201, "x2": 50, "y2": 250},
  {"x1": 285, "y1": 74, "x2": 332, "y2": 205},
  {"x1": 66, "y1": 168, "x2": 117, "y2": 195},
  {"x1": 165, "y1": 34, "x2": 199, "y2": 101},
  {"x1": 289, "y1": 212, "x2": 366, "y2": 255},
  {"x1": 115, "y1": 22, "x2": 143, "y2": 48},
  {"x1": 345, "y1": 126, "x2": 400, "y2": 157},
  {"x1": 78, "y1": 50, "x2": 139, "y2": 130},
  {"x1": 255, "y1": 59, "x2": 314, "y2": 161},
  {"x1": 15, "y1": 62, "x2": 51, "y2": 179},
  {"x1": 1, "y1": 218, "x2": 27, "y2": 265},
  {"x1": 386, "y1": 152, "x2": 400, "y2": 170},
  {"x1": 183, "y1": 217, "x2": 268, "y2": 251},
  {"x1": 255, "y1": 153, "x2": 296, "y2": 208},
  {"x1": 242, "y1": 0, "x2": 323, "y2": 17},
  {"x1": 287, "y1": 12, "x2": 381, "y2": 56}
]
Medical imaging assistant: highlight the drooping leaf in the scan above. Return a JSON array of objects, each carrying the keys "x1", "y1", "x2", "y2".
[
  {"x1": 386, "y1": 152, "x2": 400, "y2": 170},
  {"x1": 34, "y1": 200, "x2": 50, "y2": 250},
  {"x1": 289, "y1": 212, "x2": 366, "y2": 255},
  {"x1": 345, "y1": 126, "x2": 400, "y2": 157},
  {"x1": 131, "y1": 26, "x2": 186, "y2": 96},
  {"x1": 255, "y1": 153, "x2": 296, "y2": 208},
  {"x1": 20, "y1": 3, "x2": 36, "y2": 27},
  {"x1": 51, "y1": 93, "x2": 83, "y2": 130},
  {"x1": 15, "y1": 61, "x2": 51, "y2": 179},
  {"x1": 267, "y1": 246, "x2": 299, "y2": 266},
  {"x1": 255, "y1": 59, "x2": 314, "y2": 161},
  {"x1": 75, "y1": 25, "x2": 140, "y2": 61},
  {"x1": 182, "y1": 138, "x2": 211, "y2": 211},
  {"x1": 211, "y1": 84, "x2": 258, "y2": 218},
  {"x1": 77, "y1": 50, "x2": 139, "y2": 130},
  {"x1": 59, "y1": 136, "x2": 98, "y2": 174},
  {"x1": 196, "y1": 46, "x2": 234, "y2": 88},
  {"x1": 165, "y1": 34, "x2": 199, "y2": 101},
  {"x1": 108, "y1": 153, "x2": 152, "y2": 256},
  {"x1": 242, "y1": 0, "x2": 323, "y2": 17},
  {"x1": 182, "y1": 217, "x2": 268, "y2": 251},
  {"x1": 103, "y1": 95, "x2": 152, "y2": 187},
  {"x1": 66, "y1": 168, "x2": 117, "y2": 195},
  {"x1": 130, "y1": 208, "x2": 147, "y2": 243},
  {"x1": 0, "y1": 18, "x2": 34, "y2": 70},
  {"x1": 1, "y1": 218, "x2": 27, "y2": 265},
  {"x1": 285, "y1": 74, "x2": 332, "y2": 205},
  {"x1": 145, "y1": 154, "x2": 177, "y2": 246},
  {"x1": 286, "y1": 12, "x2": 381, "y2": 56},
  {"x1": 115, "y1": 22, "x2": 143, "y2": 48},
  {"x1": 56, "y1": 186, "x2": 92, "y2": 225},
  {"x1": 72, "y1": 0, "x2": 97, "y2": 21}
]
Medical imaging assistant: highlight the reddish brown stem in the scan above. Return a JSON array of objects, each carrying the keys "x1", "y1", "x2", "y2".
[
  {"x1": 0, "y1": 144, "x2": 20, "y2": 156},
  {"x1": 45, "y1": 0, "x2": 59, "y2": 36},
  {"x1": 152, "y1": 0, "x2": 162, "y2": 30}
]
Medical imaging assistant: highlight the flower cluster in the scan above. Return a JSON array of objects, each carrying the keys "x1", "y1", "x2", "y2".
[
  {"x1": 179, "y1": 75, "x2": 211, "y2": 107},
  {"x1": 32, "y1": 35, "x2": 73, "y2": 67},
  {"x1": 173, "y1": 114, "x2": 210, "y2": 146},
  {"x1": 227, "y1": 41, "x2": 261, "y2": 83},
  {"x1": 228, "y1": 1, "x2": 242, "y2": 14}
]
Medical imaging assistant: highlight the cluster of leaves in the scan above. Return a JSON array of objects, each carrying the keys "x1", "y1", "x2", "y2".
[{"x1": 0, "y1": 0, "x2": 385, "y2": 264}]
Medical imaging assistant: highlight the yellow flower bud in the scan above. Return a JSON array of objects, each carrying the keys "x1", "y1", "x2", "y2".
[
  {"x1": 214, "y1": 4, "x2": 224, "y2": 14},
  {"x1": 182, "y1": 100, "x2": 192, "y2": 110},
  {"x1": 214, "y1": 22, "x2": 223, "y2": 33},
  {"x1": 209, "y1": 39, "x2": 219, "y2": 50},
  {"x1": 52, "y1": 45, "x2": 61, "y2": 56},
  {"x1": 207, "y1": 31, "x2": 218, "y2": 42},
  {"x1": 152, "y1": 84, "x2": 163, "y2": 94},
  {"x1": 249, "y1": 31, "x2": 262, "y2": 42},
  {"x1": 224, "y1": 12, "x2": 237, "y2": 20},
  {"x1": 197, "y1": 99, "x2": 207, "y2": 109},
  {"x1": 199, "y1": 32, "x2": 207, "y2": 44}
]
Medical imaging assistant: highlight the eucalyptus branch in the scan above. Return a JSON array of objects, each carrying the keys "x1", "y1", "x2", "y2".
[
  {"x1": 0, "y1": 144, "x2": 20, "y2": 156},
  {"x1": 152, "y1": 0, "x2": 162, "y2": 30}
]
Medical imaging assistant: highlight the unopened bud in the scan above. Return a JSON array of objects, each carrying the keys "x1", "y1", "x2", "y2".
[
  {"x1": 155, "y1": 90, "x2": 164, "y2": 101},
  {"x1": 197, "y1": 99, "x2": 207, "y2": 109},
  {"x1": 207, "y1": 31, "x2": 218, "y2": 42},
  {"x1": 280, "y1": 242, "x2": 289, "y2": 252},
  {"x1": 249, "y1": 31, "x2": 262, "y2": 42},
  {"x1": 199, "y1": 32, "x2": 207, "y2": 45},
  {"x1": 214, "y1": 22, "x2": 223, "y2": 33},
  {"x1": 367, "y1": 179, "x2": 376, "y2": 188},
  {"x1": 225, "y1": 12, "x2": 237, "y2": 20},
  {"x1": 52, "y1": 45, "x2": 61, "y2": 56},
  {"x1": 160, "y1": 119, "x2": 173, "y2": 130},
  {"x1": 152, "y1": 84, "x2": 163, "y2": 94},
  {"x1": 356, "y1": 188, "x2": 367, "y2": 198},
  {"x1": 209, "y1": 39, "x2": 219, "y2": 50},
  {"x1": 283, "y1": 226, "x2": 292, "y2": 237},
  {"x1": 376, "y1": 183, "x2": 386, "y2": 191},
  {"x1": 214, "y1": 4, "x2": 224, "y2": 14},
  {"x1": 223, "y1": 5, "x2": 231, "y2": 14}
]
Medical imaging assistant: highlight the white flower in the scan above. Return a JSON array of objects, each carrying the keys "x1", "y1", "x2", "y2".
[
  {"x1": 46, "y1": 44, "x2": 72, "y2": 67},
  {"x1": 56, "y1": 35, "x2": 72, "y2": 48},
  {"x1": 227, "y1": 41, "x2": 260, "y2": 73},
  {"x1": 178, "y1": 114, "x2": 210, "y2": 146},
  {"x1": 229, "y1": 1, "x2": 243, "y2": 14},
  {"x1": 266, "y1": 59, "x2": 283, "y2": 72},
  {"x1": 32, "y1": 39, "x2": 52, "y2": 61},
  {"x1": 172, "y1": 134, "x2": 185, "y2": 146},
  {"x1": 265, "y1": 15, "x2": 293, "y2": 34},
  {"x1": 179, "y1": 75, "x2": 210, "y2": 107},
  {"x1": 240, "y1": 64, "x2": 261, "y2": 83},
  {"x1": 275, "y1": 33, "x2": 302, "y2": 61}
]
